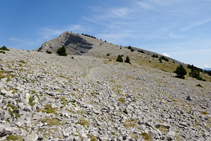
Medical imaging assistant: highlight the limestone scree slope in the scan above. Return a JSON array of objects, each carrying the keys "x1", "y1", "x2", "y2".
[{"x1": 0, "y1": 32, "x2": 211, "y2": 141}]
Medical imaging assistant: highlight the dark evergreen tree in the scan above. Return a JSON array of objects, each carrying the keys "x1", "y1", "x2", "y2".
[
  {"x1": 125, "y1": 56, "x2": 131, "y2": 64},
  {"x1": 116, "y1": 55, "x2": 123, "y2": 62},
  {"x1": 57, "y1": 46, "x2": 67, "y2": 56},
  {"x1": 174, "y1": 65, "x2": 187, "y2": 79}
]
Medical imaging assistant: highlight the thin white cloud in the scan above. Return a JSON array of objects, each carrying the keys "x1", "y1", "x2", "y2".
[
  {"x1": 169, "y1": 33, "x2": 183, "y2": 38},
  {"x1": 136, "y1": 2, "x2": 153, "y2": 9},
  {"x1": 163, "y1": 53, "x2": 170, "y2": 57},
  {"x1": 8, "y1": 38, "x2": 34, "y2": 44},
  {"x1": 111, "y1": 7, "x2": 130, "y2": 18},
  {"x1": 181, "y1": 19, "x2": 211, "y2": 31}
]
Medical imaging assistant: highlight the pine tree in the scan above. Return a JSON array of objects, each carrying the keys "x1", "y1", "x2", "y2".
[
  {"x1": 116, "y1": 55, "x2": 123, "y2": 62},
  {"x1": 174, "y1": 65, "x2": 187, "y2": 79},
  {"x1": 57, "y1": 46, "x2": 67, "y2": 56},
  {"x1": 125, "y1": 56, "x2": 131, "y2": 64}
]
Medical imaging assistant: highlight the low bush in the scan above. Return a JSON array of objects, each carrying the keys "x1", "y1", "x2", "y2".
[
  {"x1": 138, "y1": 50, "x2": 144, "y2": 53},
  {"x1": 159, "y1": 56, "x2": 169, "y2": 62},
  {"x1": 46, "y1": 50, "x2": 52, "y2": 54},
  {"x1": 196, "y1": 84, "x2": 203, "y2": 88},
  {"x1": 152, "y1": 54, "x2": 158, "y2": 58}
]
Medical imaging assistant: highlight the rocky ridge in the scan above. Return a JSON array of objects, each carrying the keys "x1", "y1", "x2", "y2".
[
  {"x1": 35, "y1": 31, "x2": 184, "y2": 66},
  {"x1": 0, "y1": 49, "x2": 211, "y2": 141}
]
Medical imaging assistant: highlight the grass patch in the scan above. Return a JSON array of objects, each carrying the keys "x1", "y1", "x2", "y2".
[
  {"x1": 123, "y1": 119, "x2": 138, "y2": 128},
  {"x1": 88, "y1": 134, "x2": 97, "y2": 141},
  {"x1": 141, "y1": 132, "x2": 152, "y2": 141},
  {"x1": 118, "y1": 97, "x2": 125, "y2": 103},
  {"x1": 155, "y1": 125, "x2": 169, "y2": 133},
  {"x1": 7, "y1": 103, "x2": 18, "y2": 110},
  {"x1": 60, "y1": 96, "x2": 66, "y2": 101},
  {"x1": 42, "y1": 104, "x2": 58, "y2": 115},
  {"x1": 29, "y1": 97, "x2": 35, "y2": 107},
  {"x1": 76, "y1": 118, "x2": 90, "y2": 128},
  {"x1": 200, "y1": 111, "x2": 208, "y2": 115},
  {"x1": 19, "y1": 60, "x2": 26, "y2": 64},
  {"x1": 39, "y1": 118, "x2": 65, "y2": 126},
  {"x1": 7, "y1": 103, "x2": 20, "y2": 118},
  {"x1": 6, "y1": 135, "x2": 23, "y2": 141}
]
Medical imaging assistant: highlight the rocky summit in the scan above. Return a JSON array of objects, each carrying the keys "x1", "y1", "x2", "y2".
[{"x1": 0, "y1": 32, "x2": 211, "y2": 141}]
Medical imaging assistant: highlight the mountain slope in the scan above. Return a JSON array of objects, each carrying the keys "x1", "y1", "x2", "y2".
[
  {"x1": 35, "y1": 31, "x2": 185, "y2": 66},
  {"x1": 0, "y1": 49, "x2": 211, "y2": 140}
]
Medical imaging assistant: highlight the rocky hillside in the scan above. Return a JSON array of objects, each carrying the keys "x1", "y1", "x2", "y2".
[
  {"x1": 0, "y1": 48, "x2": 211, "y2": 141},
  {"x1": 35, "y1": 31, "x2": 184, "y2": 66}
]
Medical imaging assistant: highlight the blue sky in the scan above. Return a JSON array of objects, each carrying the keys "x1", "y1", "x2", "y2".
[{"x1": 1, "y1": 0, "x2": 211, "y2": 68}]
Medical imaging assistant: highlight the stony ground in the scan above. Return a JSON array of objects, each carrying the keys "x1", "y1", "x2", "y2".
[{"x1": 0, "y1": 49, "x2": 211, "y2": 141}]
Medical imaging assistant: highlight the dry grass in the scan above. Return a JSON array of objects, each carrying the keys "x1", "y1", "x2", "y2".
[
  {"x1": 155, "y1": 125, "x2": 169, "y2": 133},
  {"x1": 140, "y1": 132, "x2": 152, "y2": 141},
  {"x1": 123, "y1": 119, "x2": 138, "y2": 128},
  {"x1": 76, "y1": 118, "x2": 90, "y2": 128}
]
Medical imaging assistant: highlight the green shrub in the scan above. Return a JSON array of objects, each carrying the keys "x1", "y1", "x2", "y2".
[
  {"x1": 159, "y1": 56, "x2": 169, "y2": 62},
  {"x1": 29, "y1": 97, "x2": 35, "y2": 107},
  {"x1": 57, "y1": 46, "x2": 67, "y2": 56},
  {"x1": 131, "y1": 49, "x2": 134, "y2": 52},
  {"x1": 159, "y1": 57, "x2": 162, "y2": 63},
  {"x1": 189, "y1": 68, "x2": 206, "y2": 81},
  {"x1": 196, "y1": 84, "x2": 203, "y2": 88},
  {"x1": 152, "y1": 54, "x2": 158, "y2": 58},
  {"x1": 0, "y1": 45, "x2": 9, "y2": 51},
  {"x1": 46, "y1": 50, "x2": 52, "y2": 54},
  {"x1": 125, "y1": 56, "x2": 131, "y2": 64},
  {"x1": 106, "y1": 53, "x2": 110, "y2": 56},
  {"x1": 116, "y1": 55, "x2": 123, "y2": 62},
  {"x1": 138, "y1": 50, "x2": 144, "y2": 53},
  {"x1": 128, "y1": 46, "x2": 132, "y2": 49},
  {"x1": 0, "y1": 51, "x2": 5, "y2": 54},
  {"x1": 174, "y1": 65, "x2": 187, "y2": 79}
]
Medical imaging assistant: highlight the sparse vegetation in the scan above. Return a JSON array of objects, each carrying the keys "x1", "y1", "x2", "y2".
[
  {"x1": 46, "y1": 50, "x2": 52, "y2": 54},
  {"x1": 155, "y1": 125, "x2": 169, "y2": 133},
  {"x1": 6, "y1": 135, "x2": 23, "y2": 141},
  {"x1": 29, "y1": 97, "x2": 35, "y2": 107},
  {"x1": 0, "y1": 51, "x2": 6, "y2": 54},
  {"x1": 174, "y1": 65, "x2": 187, "y2": 79},
  {"x1": 196, "y1": 84, "x2": 203, "y2": 88},
  {"x1": 57, "y1": 46, "x2": 67, "y2": 56},
  {"x1": 118, "y1": 97, "x2": 125, "y2": 103},
  {"x1": 141, "y1": 132, "x2": 152, "y2": 141},
  {"x1": 76, "y1": 118, "x2": 90, "y2": 128},
  {"x1": 42, "y1": 104, "x2": 58, "y2": 115},
  {"x1": 152, "y1": 54, "x2": 158, "y2": 58},
  {"x1": 138, "y1": 50, "x2": 144, "y2": 53},
  {"x1": 159, "y1": 56, "x2": 169, "y2": 62},
  {"x1": 82, "y1": 33, "x2": 96, "y2": 39}
]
